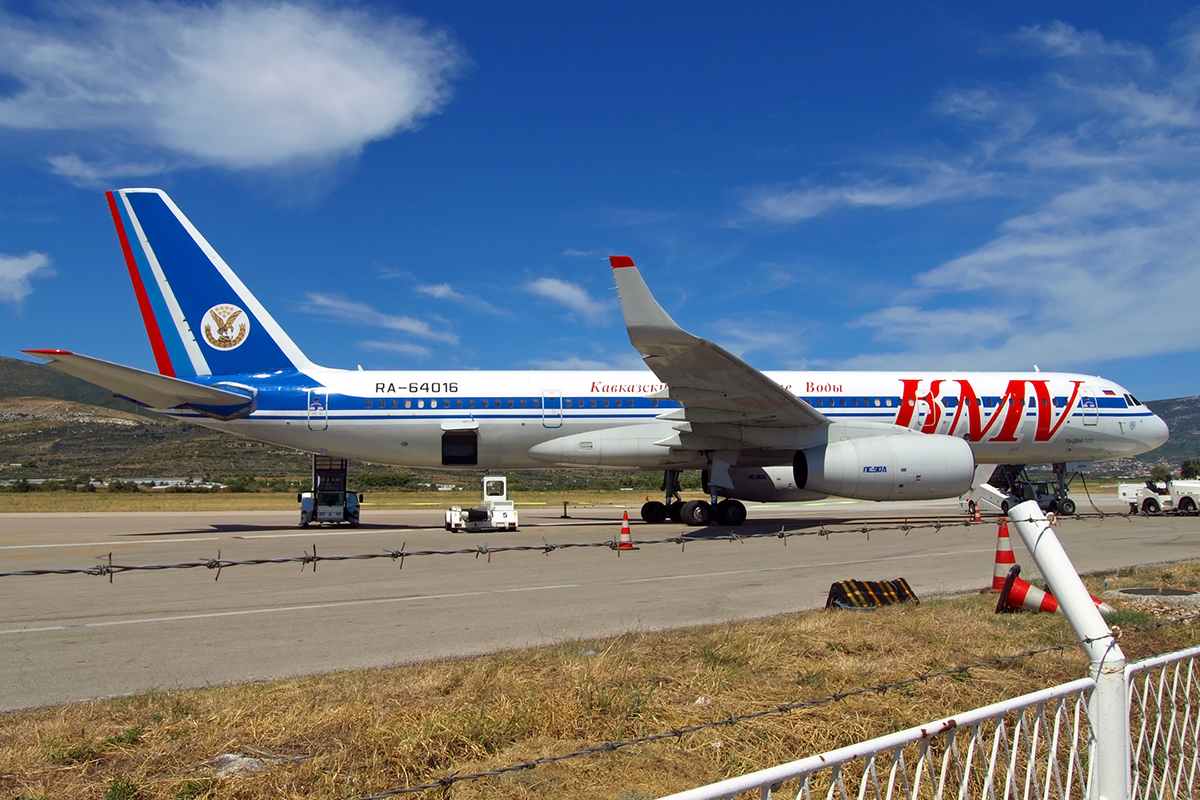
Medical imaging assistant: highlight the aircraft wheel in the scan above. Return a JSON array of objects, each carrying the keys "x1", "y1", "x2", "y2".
[
  {"x1": 1179, "y1": 497, "x2": 1197, "y2": 515},
  {"x1": 1000, "y1": 500, "x2": 1010, "y2": 514},
  {"x1": 1143, "y1": 497, "x2": 1161, "y2": 515},
  {"x1": 667, "y1": 500, "x2": 684, "y2": 522},
  {"x1": 967, "y1": 500, "x2": 977, "y2": 517},
  {"x1": 680, "y1": 500, "x2": 712, "y2": 526},
  {"x1": 1058, "y1": 498, "x2": 1076, "y2": 516},
  {"x1": 641, "y1": 501, "x2": 667, "y2": 524},
  {"x1": 714, "y1": 499, "x2": 747, "y2": 526}
]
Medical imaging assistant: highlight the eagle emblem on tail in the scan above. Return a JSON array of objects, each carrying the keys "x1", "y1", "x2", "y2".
[{"x1": 201, "y1": 304, "x2": 249, "y2": 350}]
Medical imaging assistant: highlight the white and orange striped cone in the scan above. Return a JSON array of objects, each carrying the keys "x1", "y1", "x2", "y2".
[
  {"x1": 973, "y1": 502, "x2": 983, "y2": 523},
  {"x1": 617, "y1": 510, "x2": 638, "y2": 551},
  {"x1": 997, "y1": 567, "x2": 1059, "y2": 613},
  {"x1": 991, "y1": 520, "x2": 1016, "y2": 592},
  {"x1": 996, "y1": 566, "x2": 1116, "y2": 616}
]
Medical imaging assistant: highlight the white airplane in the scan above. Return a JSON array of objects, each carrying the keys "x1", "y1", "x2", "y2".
[{"x1": 26, "y1": 189, "x2": 1169, "y2": 525}]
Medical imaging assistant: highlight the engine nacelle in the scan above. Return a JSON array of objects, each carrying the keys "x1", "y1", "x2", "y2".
[
  {"x1": 793, "y1": 434, "x2": 975, "y2": 501},
  {"x1": 721, "y1": 465, "x2": 827, "y2": 503}
]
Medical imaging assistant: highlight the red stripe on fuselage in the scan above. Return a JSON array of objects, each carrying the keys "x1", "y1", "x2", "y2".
[{"x1": 107, "y1": 191, "x2": 174, "y2": 377}]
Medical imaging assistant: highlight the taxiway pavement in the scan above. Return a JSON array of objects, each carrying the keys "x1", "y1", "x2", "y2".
[{"x1": 2, "y1": 498, "x2": 1197, "y2": 710}]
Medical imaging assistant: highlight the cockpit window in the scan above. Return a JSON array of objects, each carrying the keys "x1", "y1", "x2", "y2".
[{"x1": 1129, "y1": 395, "x2": 1141, "y2": 406}]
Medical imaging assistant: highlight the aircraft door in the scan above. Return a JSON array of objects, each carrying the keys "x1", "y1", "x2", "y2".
[
  {"x1": 307, "y1": 389, "x2": 328, "y2": 431},
  {"x1": 1081, "y1": 388, "x2": 1098, "y2": 426},
  {"x1": 542, "y1": 390, "x2": 563, "y2": 428},
  {"x1": 440, "y1": 420, "x2": 480, "y2": 466},
  {"x1": 910, "y1": 399, "x2": 931, "y2": 431}
]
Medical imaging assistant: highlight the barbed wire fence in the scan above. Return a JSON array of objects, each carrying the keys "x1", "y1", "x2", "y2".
[
  {"x1": 347, "y1": 611, "x2": 1200, "y2": 798},
  {"x1": 3, "y1": 509, "x2": 1196, "y2": 794},
  {"x1": 0, "y1": 510, "x2": 1158, "y2": 581}
]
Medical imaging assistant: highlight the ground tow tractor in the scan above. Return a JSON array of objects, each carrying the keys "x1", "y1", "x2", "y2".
[
  {"x1": 1118, "y1": 480, "x2": 1200, "y2": 515},
  {"x1": 445, "y1": 476, "x2": 519, "y2": 531}
]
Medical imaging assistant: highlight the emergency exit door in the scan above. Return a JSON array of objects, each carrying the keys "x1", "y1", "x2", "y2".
[
  {"x1": 1081, "y1": 388, "x2": 1098, "y2": 426},
  {"x1": 307, "y1": 389, "x2": 328, "y2": 431},
  {"x1": 542, "y1": 390, "x2": 563, "y2": 428}
]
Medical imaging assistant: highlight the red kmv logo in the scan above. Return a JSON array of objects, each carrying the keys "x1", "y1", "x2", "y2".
[{"x1": 893, "y1": 379, "x2": 1085, "y2": 443}]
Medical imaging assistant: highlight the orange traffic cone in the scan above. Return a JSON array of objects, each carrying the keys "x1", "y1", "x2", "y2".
[
  {"x1": 992, "y1": 521, "x2": 1016, "y2": 592},
  {"x1": 973, "y1": 502, "x2": 982, "y2": 523},
  {"x1": 617, "y1": 510, "x2": 638, "y2": 551},
  {"x1": 996, "y1": 566, "x2": 1116, "y2": 616},
  {"x1": 997, "y1": 567, "x2": 1059, "y2": 613}
]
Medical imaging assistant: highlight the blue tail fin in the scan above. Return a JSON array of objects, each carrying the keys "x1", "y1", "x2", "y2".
[{"x1": 107, "y1": 188, "x2": 313, "y2": 378}]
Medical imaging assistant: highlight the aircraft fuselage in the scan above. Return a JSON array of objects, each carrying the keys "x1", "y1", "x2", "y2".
[{"x1": 169, "y1": 367, "x2": 1166, "y2": 470}]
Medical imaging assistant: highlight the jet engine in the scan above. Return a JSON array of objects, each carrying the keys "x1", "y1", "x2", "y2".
[{"x1": 793, "y1": 433, "x2": 975, "y2": 501}]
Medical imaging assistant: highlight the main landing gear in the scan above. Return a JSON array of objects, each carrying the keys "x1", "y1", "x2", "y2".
[
  {"x1": 990, "y1": 464, "x2": 1079, "y2": 516},
  {"x1": 639, "y1": 470, "x2": 747, "y2": 527}
]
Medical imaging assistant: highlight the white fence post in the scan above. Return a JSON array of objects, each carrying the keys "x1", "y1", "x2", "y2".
[{"x1": 1008, "y1": 500, "x2": 1129, "y2": 800}]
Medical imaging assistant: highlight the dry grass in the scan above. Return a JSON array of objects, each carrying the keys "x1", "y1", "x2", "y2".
[{"x1": 2, "y1": 565, "x2": 1198, "y2": 800}]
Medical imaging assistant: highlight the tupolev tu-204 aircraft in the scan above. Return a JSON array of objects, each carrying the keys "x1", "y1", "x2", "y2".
[{"x1": 26, "y1": 189, "x2": 1168, "y2": 526}]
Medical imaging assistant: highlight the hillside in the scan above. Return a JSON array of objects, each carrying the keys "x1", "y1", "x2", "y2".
[
  {"x1": 1144, "y1": 396, "x2": 1200, "y2": 465},
  {"x1": 1, "y1": 355, "x2": 1198, "y2": 481},
  {"x1": 0, "y1": 396, "x2": 312, "y2": 479},
  {"x1": 0, "y1": 355, "x2": 153, "y2": 413}
]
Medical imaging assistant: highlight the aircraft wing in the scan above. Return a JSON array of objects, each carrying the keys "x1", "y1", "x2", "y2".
[
  {"x1": 22, "y1": 350, "x2": 254, "y2": 410},
  {"x1": 610, "y1": 257, "x2": 826, "y2": 436}
]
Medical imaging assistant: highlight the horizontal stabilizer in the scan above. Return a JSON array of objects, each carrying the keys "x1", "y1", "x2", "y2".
[{"x1": 23, "y1": 350, "x2": 255, "y2": 411}]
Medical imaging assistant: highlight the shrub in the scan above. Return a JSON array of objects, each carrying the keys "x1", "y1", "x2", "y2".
[{"x1": 357, "y1": 471, "x2": 412, "y2": 489}]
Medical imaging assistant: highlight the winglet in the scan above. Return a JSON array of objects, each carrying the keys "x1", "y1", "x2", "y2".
[
  {"x1": 609, "y1": 257, "x2": 689, "y2": 349},
  {"x1": 607, "y1": 258, "x2": 828, "y2": 428}
]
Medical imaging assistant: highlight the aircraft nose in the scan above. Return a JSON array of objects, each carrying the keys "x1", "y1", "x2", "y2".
[{"x1": 1143, "y1": 413, "x2": 1170, "y2": 450}]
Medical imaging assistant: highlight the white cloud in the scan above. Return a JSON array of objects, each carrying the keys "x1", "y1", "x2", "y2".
[
  {"x1": 711, "y1": 319, "x2": 809, "y2": 360},
  {"x1": 0, "y1": 251, "x2": 53, "y2": 302},
  {"x1": 528, "y1": 355, "x2": 614, "y2": 369},
  {"x1": 526, "y1": 277, "x2": 613, "y2": 323},
  {"x1": 417, "y1": 282, "x2": 501, "y2": 313},
  {"x1": 301, "y1": 293, "x2": 458, "y2": 344},
  {"x1": 1015, "y1": 21, "x2": 1153, "y2": 65},
  {"x1": 745, "y1": 161, "x2": 994, "y2": 223},
  {"x1": 740, "y1": 17, "x2": 1200, "y2": 372},
  {"x1": 417, "y1": 283, "x2": 460, "y2": 300},
  {"x1": 846, "y1": 175, "x2": 1200, "y2": 370},
  {"x1": 0, "y1": 1, "x2": 464, "y2": 177},
  {"x1": 48, "y1": 154, "x2": 170, "y2": 183},
  {"x1": 359, "y1": 340, "x2": 432, "y2": 359},
  {"x1": 528, "y1": 352, "x2": 650, "y2": 370}
]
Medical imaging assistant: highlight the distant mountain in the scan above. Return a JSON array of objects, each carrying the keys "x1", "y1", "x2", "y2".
[
  {"x1": 0, "y1": 355, "x2": 150, "y2": 414},
  {"x1": 1144, "y1": 396, "x2": 1200, "y2": 466}
]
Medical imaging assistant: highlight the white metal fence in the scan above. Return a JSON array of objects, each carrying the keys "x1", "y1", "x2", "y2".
[
  {"x1": 658, "y1": 644, "x2": 1200, "y2": 800},
  {"x1": 1127, "y1": 643, "x2": 1200, "y2": 800},
  {"x1": 658, "y1": 677, "x2": 1097, "y2": 800},
  {"x1": 657, "y1": 503, "x2": 1198, "y2": 800}
]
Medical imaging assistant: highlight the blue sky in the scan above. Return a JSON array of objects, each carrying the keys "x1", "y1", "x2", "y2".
[{"x1": 2, "y1": 2, "x2": 1199, "y2": 399}]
